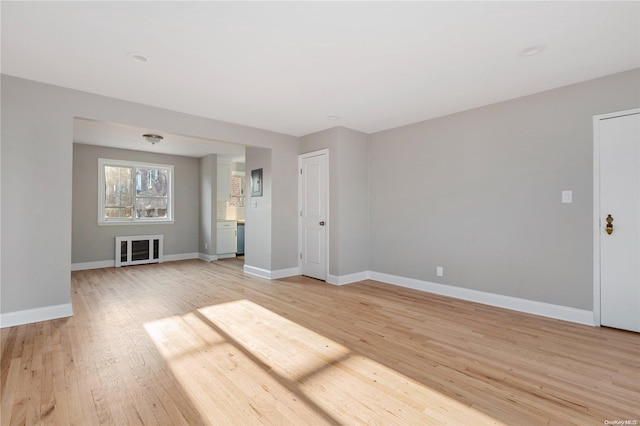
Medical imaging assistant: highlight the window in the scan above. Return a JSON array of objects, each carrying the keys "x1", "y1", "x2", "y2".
[
  {"x1": 98, "y1": 158, "x2": 174, "y2": 224},
  {"x1": 230, "y1": 171, "x2": 245, "y2": 207}
]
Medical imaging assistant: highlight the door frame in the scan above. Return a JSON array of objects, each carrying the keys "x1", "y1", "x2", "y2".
[
  {"x1": 592, "y1": 108, "x2": 640, "y2": 326},
  {"x1": 298, "y1": 149, "x2": 330, "y2": 279}
]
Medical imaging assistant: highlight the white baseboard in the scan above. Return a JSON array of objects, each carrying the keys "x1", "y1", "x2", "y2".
[
  {"x1": 1, "y1": 303, "x2": 74, "y2": 328},
  {"x1": 243, "y1": 265, "x2": 271, "y2": 279},
  {"x1": 71, "y1": 260, "x2": 114, "y2": 271},
  {"x1": 217, "y1": 253, "x2": 236, "y2": 260},
  {"x1": 327, "y1": 271, "x2": 370, "y2": 286},
  {"x1": 67, "y1": 258, "x2": 594, "y2": 326},
  {"x1": 271, "y1": 267, "x2": 300, "y2": 280},
  {"x1": 198, "y1": 253, "x2": 218, "y2": 262},
  {"x1": 243, "y1": 265, "x2": 300, "y2": 280},
  {"x1": 369, "y1": 271, "x2": 595, "y2": 326},
  {"x1": 72, "y1": 253, "x2": 201, "y2": 271},
  {"x1": 164, "y1": 253, "x2": 199, "y2": 262}
]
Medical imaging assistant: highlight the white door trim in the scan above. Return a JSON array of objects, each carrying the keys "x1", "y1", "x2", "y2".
[
  {"x1": 593, "y1": 107, "x2": 640, "y2": 326},
  {"x1": 298, "y1": 149, "x2": 329, "y2": 280}
]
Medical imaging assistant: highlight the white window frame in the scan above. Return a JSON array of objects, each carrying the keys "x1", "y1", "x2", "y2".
[{"x1": 98, "y1": 158, "x2": 175, "y2": 225}]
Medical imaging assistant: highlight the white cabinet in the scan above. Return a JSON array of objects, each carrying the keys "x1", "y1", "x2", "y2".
[
  {"x1": 217, "y1": 163, "x2": 231, "y2": 201},
  {"x1": 217, "y1": 221, "x2": 237, "y2": 256}
]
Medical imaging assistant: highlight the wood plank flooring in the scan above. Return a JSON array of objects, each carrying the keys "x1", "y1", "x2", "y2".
[{"x1": 2, "y1": 258, "x2": 639, "y2": 425}]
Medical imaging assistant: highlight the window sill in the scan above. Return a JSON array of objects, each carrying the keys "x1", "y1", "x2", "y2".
[{"x1": 98, "y1": 220, "x2": 175, "y2": 226}]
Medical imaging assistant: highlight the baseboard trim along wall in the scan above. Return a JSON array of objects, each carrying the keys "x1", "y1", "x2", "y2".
[
  {"x1": 71, "y1": 260, "x2": 114, "y2": 271},
  {"x1": 272, "y1": 267, "x2": 301, "y2": 280},
  {"x1": 164, "y1": 253, "x2": 200, "y2": 262},
  {"x1": 243, "y1": 265, "x2": 271, "y2": 279},
  {"x1": 367, "y1": 271, "x2": 595, "y2": 326},
  {"x1": 327, "y1": 271, "x2": 370, "y2": 286},
  {"x1": 324, "y1": 270, "x2": 594, "y2": 326},
  {"x1": 243, "y1": 265, "x2": 300, "y2": 280},
  {"x1": 1, "y1": 303, "x2": 74, "y2": 328},
  {"x1": 71, "y1": 253, "x2": 204, "y2": 271},
  {"x1": 69, "y1": 260, "x2": 594, "y2": 326},
  {"x1": 198, "y1": 253, "x2": 218, "y2": 262}
]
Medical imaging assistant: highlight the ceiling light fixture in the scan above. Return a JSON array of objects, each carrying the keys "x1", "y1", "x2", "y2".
[
  {"x1": 519, "y1": 45, "x2": 545, "y2": 57},
  {"x1": 143, "y1": 134, "x2": 164, "y2": 145},
  {"x1": 327, "y1": 115, "x2": 340, "y2": 121},
  {"x1": 127, "y1": 52, "x2": 148, "y2": 63}
]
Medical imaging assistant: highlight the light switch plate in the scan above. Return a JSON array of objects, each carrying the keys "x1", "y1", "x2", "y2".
[{"x1": 562, "y1": 190, "x2": 572, "y2": 203}]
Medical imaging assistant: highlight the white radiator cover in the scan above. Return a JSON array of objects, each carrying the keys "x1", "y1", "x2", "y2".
[{"x1": 115, "y1": 235, "x2": 164, "y2": 267}]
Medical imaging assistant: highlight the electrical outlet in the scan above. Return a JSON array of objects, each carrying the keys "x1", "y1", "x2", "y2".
[{"x1": 436, "y1": 266, "x2": 443, "y2": 277}]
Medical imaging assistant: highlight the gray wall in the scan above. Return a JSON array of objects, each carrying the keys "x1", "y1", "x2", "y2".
[
  {"x1": 245, "y1": 147, "x2": 272, "y2": 271},
  {"x1": 200, "y1": 154, "x2": 217, "y2": 256},
  {"x1": 369, "y1": 69, "x2": 640, "y2": 310},
  {"x1": 72, "y1": 143, "x2": 200, "y2": 263},
  {"x1": 4, "y1": 68, "x2": 639, "y2": 319},
  {"x1": 1, "y1": 74, "x2": 299, "y2": 315},
  {"x1": 270, "y1": 138, "x2": 299, "y2": 271},
  {"x1": 300, "y1": 127, "x2": 369, "y2": 277},
  {"x1": 336, "y1": 128, "x2": 369, "y2": 276},
  {"x1": 2, "y1": 76, "x2": 73, "y2": 312}
]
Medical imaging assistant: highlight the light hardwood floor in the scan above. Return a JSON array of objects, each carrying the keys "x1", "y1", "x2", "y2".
[{"x1": 2, "y1": 258, "x2": 639, "y2": 425}]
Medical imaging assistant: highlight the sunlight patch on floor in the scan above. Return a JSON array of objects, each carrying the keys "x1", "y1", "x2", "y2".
[
  {"x1": 299, "y1": 354, "x2": 503, "y2": 425},
  {"x1": 198, "y1": 300, "x2": 352, "y2": 382},
  {"x1": 145, "y1": 299, "x2": 504, "y2": 425},
  {"x1": 145, "y1": 308, "x2": 330, "y2": 424}
]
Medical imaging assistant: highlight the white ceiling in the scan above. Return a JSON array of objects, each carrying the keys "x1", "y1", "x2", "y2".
[
  {"x1": 2, "y1": 1, "x2": 639, "y2": 140},
  {"x1": 74, "y1": 118, "x2": 246, "y2": 160}
]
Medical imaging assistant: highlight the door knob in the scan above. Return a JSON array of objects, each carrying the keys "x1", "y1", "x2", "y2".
[
  {"x1": 319, "y1": 221, "x2": 325, "y2": 226},
  {"x1": 605, "y1": 214, "x2": 614, "y2": 235}
]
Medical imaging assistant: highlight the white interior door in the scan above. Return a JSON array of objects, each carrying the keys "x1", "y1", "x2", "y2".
[
  {"x1": 299, "y1": 151, "x2": 328, "y2": 280},
  {"x1": 598, "y1": 110, "x2": 640, "y2": 332}
]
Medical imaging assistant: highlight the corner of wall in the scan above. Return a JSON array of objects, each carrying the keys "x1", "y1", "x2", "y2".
[{"x1": 1, "y1": 304, "x2": 74, "y2": 329}]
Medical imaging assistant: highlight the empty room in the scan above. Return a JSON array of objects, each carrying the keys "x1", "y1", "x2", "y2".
[{"x1": 1, "y1": 2, "x2": 639, "y2": 425}]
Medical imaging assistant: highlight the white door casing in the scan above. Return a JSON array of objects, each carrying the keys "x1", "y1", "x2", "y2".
[
  {"x1": 594, "y1": 109, "x2": 640, "y2": 332},
  {"x1": 299, "y1": 150, "x2": 328, "y2": 281}
]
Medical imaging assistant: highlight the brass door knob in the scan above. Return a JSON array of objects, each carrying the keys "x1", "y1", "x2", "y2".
[{"x1": 605, "y1": 214, "x2": 614, "y2": 235}]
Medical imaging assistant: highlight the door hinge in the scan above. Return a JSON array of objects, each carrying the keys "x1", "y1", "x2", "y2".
[
  {"x1": 300, "y1": 210, "x2": 302, "y2": 217},
  {"x1": 300, "y1": 252, "x2": 303, "y2": 260},
  {"x1": 300, "y1": 168, "x2": 303, "y2": 174}
]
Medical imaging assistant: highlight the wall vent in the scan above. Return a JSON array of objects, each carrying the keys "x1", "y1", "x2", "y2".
[{"x1": 115, "y1": 235, "x2": 164, "y2": 267}]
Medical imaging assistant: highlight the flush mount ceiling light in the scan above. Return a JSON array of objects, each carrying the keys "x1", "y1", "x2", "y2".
[
  {"x1": 143, "y1": 134, "x2": 164, "y2": 145},
  {"x1": 127, "y1": 52, "x2": 148, "y2": 63},
  {"x1": 327, "y1": 115, "x2": 340, "y2": 121},
  {"x1": 519, "y1": 45, "x2": 546, "y2": 57}
]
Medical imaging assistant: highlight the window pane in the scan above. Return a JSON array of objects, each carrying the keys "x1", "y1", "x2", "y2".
[
  {"x1": 230, "y1": 175, "x2": 245, "y2": 207},
  {"x1": 104, "y1": 166, "x2": 133, "y2": 215},
  {"x1": 105, "y1": 207, "x2": 133, "y2": 219},
  {"x1": 136, "y1": 168, "x2": 168, "y2": 197},
  {"x1": 135, "y1": 197, "x2": 168, "y2": 219}
]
